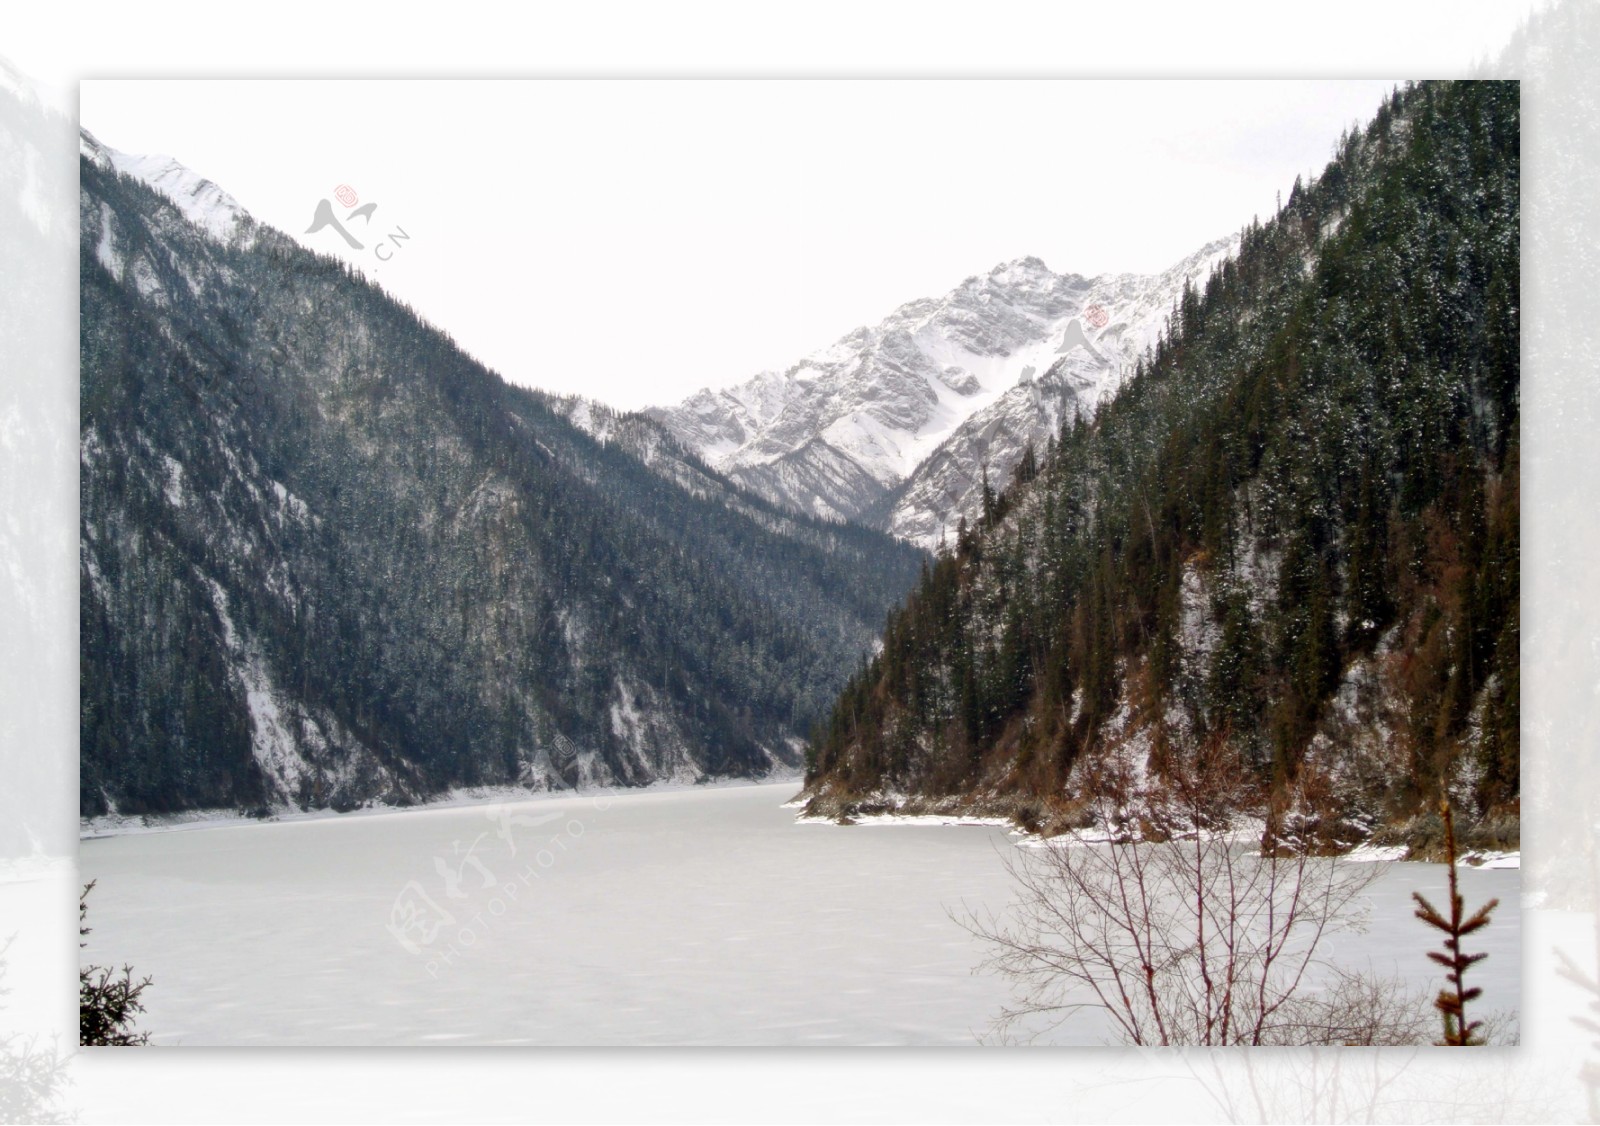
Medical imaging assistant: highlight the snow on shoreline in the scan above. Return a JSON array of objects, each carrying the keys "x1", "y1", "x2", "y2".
[
  {"x1": 1342, "y1": 843, "x2": 1521, "y2": 868},
  {"x1": 83, "y1": 781, "x2": 1520, "y2": 872},
  {"x1": 80, "y1": 773, "x2": 804, "y2": 841},
  {"x1": 797, "y1": 809, "x2": 1520, "y2": 868},
  {"x1": 793, "y1": 812, "x2": 1012, "y2": 829}
]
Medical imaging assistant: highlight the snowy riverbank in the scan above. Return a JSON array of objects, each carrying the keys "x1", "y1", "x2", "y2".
[
  {"x1": 80, "y1": 771, "x2": 804, "y2": 840},
  {"x1": 797, "y1": 801, "x2": 1520, "y2": 868}
]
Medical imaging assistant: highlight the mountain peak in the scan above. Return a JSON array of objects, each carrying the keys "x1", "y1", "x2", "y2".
[
  {"x1": 80, "y1": 129, "x2": 252, "y2": 246},
  {"x1": 993, "y1": 254, "x2": 1050, "y2": 274},
  {"x1": 653, "y1": 234, "x2": 1239, "y2": 538},
  {"x1": 975, "y1": 255, "x2": 1059, "y2": 289}
]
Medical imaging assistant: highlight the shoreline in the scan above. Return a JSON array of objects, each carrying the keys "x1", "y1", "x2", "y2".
[
  {"x1": 80, "y1": 772, "x2": 803, "y2": 841},
  {"x1": 793, "y1": 793, "x2": 1521, "y2": 868}
]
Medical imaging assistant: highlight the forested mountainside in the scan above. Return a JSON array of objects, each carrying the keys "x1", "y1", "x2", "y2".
[
  {"x1": 802, "y1": 81, "x2": 1519, "y2": 851},
  {"x1": 79, "y1": 138, "x2": 925, "y2": 817}
]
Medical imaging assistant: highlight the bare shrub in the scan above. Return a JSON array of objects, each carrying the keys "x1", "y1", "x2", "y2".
[{"x1": 959, "y1": 746, "x2": 1425, "y2": 1045}]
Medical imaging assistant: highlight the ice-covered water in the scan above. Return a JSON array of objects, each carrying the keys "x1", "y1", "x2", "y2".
[{"x1": 77, "y1": 782, "x2": 1519, "y2": 1046}]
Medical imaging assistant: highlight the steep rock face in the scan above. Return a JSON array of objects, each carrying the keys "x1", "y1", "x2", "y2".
[
  {"x1": 651, "y1": 240, "x2": 1238, "y2": 545},
  {"x1": 80, "y1": 141, "x2": 926, "y2": 818},
  {"x1": 650, "y1": 258, "x2": 1090, "y2": 524},
  {"x1": 880, "y1": 239, "x2": 1239, "y2": 545}
]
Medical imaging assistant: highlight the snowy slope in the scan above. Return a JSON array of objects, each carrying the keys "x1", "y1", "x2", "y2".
[
  {"x1": 79, "y1": 129, "x2": 253, "y2": 246},
  {"x1": 651, "y1": 237, "x2": 1240, "y2": 545},
  {"x1": 883, "y1": 236, "x2": 1240, "y2": 545}
]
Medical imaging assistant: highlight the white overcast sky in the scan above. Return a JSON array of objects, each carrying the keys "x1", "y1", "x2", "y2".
[{"x1": 82, "y1": 79, "x2": 1401, "y2": 410}]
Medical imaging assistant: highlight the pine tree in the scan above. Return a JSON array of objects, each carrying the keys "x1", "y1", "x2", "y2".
[
  {"x1": 79, "y1": 883, "x2": 152, "y2": 1047},
  {"x1": 1412, "y1": 799, "x2": 1499, "y2": 1045}
]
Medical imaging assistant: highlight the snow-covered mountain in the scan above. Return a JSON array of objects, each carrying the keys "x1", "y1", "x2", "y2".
[
  {"x1": 650, "y1": 237, "x2": 1239, "y2": 547},
  {"x1": 80, "y1": 129, "x2": 253, "y2": 246}
]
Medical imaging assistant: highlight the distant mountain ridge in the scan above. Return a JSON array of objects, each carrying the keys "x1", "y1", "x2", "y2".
[{"x1": 649, "y1": 237, "x2": 1238, "y2": 547}]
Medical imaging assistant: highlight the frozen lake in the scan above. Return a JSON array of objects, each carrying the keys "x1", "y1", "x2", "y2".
[{"x1": 77, "y1": 782, "x2": 1520, "y2": 1046}]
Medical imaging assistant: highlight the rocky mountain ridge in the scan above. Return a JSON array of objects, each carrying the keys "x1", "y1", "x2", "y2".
[{"x1": 651, "y1": 237, "x2": 1239, "y2": 547}]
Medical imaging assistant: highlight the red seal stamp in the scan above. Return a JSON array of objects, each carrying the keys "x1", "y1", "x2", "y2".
[
  {"x1": 1084, "y1": 304, "x2": 1109, "y2": 329},
  {"x1": 334, "y1": 184, "x2": 359, "y2": 208}
]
